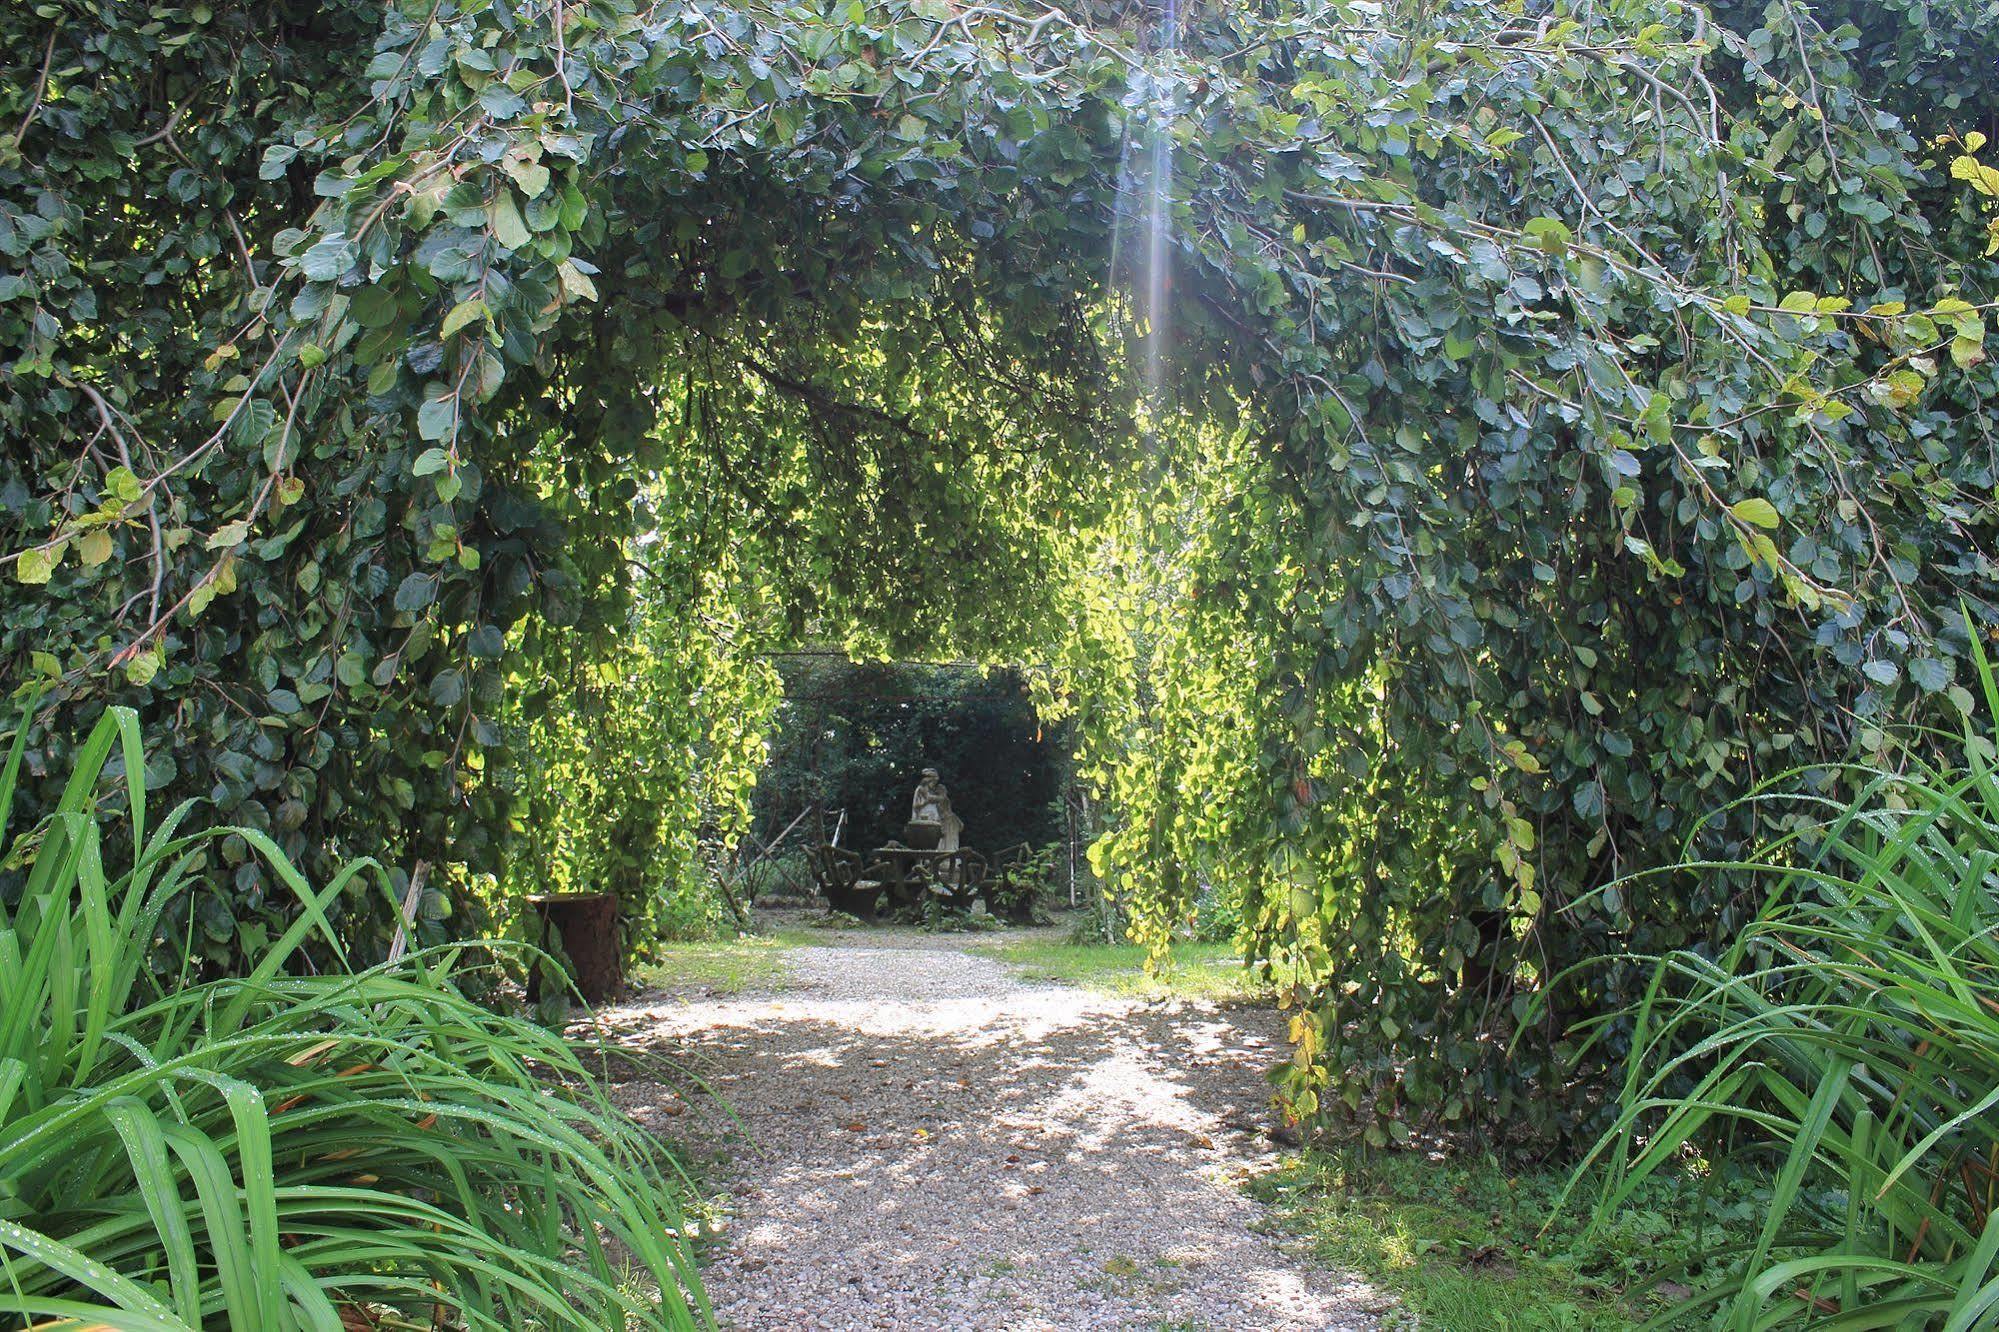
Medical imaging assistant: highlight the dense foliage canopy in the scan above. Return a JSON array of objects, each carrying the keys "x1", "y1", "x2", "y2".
[{"x1": 4, "y1": 0, "x2": 1995, "y2": 1143}]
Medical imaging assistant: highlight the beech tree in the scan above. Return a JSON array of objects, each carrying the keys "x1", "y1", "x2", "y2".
[{"x1": 4, "y1": 0, "x2": 1994, "y2": 1141}]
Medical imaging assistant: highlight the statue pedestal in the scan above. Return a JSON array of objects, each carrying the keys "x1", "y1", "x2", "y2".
[{"x1": 903, "y1": 820, "x2": 943, "y2": 850}]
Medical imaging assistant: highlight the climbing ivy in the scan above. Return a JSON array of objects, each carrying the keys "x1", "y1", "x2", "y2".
[{"x1": 4, "y1": 0, "x2": 1994, "y2": 1142}]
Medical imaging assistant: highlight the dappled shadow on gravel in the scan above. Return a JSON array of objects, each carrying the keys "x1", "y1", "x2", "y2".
[{"x1": 598, "y1": 940, "x2": 1388, "y2": 1332}]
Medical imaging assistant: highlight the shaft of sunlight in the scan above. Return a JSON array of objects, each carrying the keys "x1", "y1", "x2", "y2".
[{"x1": 1142, "y1": 0, "x2": 1181, "y2": 403}]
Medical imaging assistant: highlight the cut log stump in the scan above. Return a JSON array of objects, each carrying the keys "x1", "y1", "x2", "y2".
[{"x1": 525, "y1": 891, "x2": 622, "y2": 1004}]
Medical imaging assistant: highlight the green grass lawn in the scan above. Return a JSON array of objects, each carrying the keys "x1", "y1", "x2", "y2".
[
  {"x1": 981, "y1": 938, "x2": 1276, "y2": 1001},
  {"x1": 1251, "y1": 1148, "x2": 1758, "y2": 1331},
  {"x1": 632, "y1": 937, "x2": 795, "y2": 995}
]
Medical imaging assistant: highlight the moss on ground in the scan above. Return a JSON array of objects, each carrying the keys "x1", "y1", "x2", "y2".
[{"x1": 1251, "y1": 1148, "x2": 1758, "y2": 1331}]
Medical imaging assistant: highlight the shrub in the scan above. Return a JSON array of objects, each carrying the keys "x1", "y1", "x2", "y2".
[
  {"x1": 0, "y1": 705, "x2": 710, "y2": 1330},
  {"x1": 987, "y1": 842, "x2": 1061, "y2": 923},
  {"x1": 1577, "y1": 656, "x2": 1999, "y2": 1328}
]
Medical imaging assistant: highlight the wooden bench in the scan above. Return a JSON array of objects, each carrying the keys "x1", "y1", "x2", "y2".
[
  {"x1": 987, "y1": 843, "x2": 1039, "y2": 921},
  {"x1": 808, "y1": 845, "x2": 884, "y2": 919},
  {"x1": 916, "y1": 848, "x2": 989, "y2": 909}
]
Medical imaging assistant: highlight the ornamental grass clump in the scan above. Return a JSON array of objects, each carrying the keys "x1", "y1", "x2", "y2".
[
  {"x1": 0, "y1": 704, "x2": 710, "y2": 1331},
  {"x1": 1580, "y1": 655, "x2": 1999, "y2": 1329}
]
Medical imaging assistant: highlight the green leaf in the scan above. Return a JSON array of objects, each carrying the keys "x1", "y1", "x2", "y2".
[
  {"x1": 206, "y1": 521, "x2": 250, "y2": 550},
  {"x1": 394, "y1": 573, "x2": 437, "y2": 613},
  {"x1": 429, "y1": 669, "x2": 465, "y2": 707},
  {"x1": 124, "y1": 646, "x2": 162, "y2": 686},
  {"x1": 440, "y1": 297, "x2": 489, "y2": 339},
  {"x1": 1730, "y1": 498, "x2": 1780, "y2": 529},
  {"x1": 1640, "y1": 391, "x2": 1672, "y2": 445},
  {"x1": 558, "y1": 260, "x2": 598, "y2": 302},
  {"x1": 299, "y1": 236, "x2": 355, "y2": 282},
  {"x1": 1862, "y1": 659, "x2": 1901, "y2": 685},
  {"x1": 1909, "y1": 657, "x2": 1952, "y2": 692},
  {"x1": 105, "y1": 466, "x2": 143, "y2": 503},
  {"x1": 489, "y1": 192, "x2": 531, "y2": 250},
  {"x1": 16, "y1": 546, "x2": 55, "y2": 585},
  {"x1": 1522, "y1": 216, "x2": 1571, "y2": 255},
  {"x1": 416, "y1": 394, "x2": 458, "y2": 442},
  {"x1": 502, "y1": 155, "x2": 550, "y2": 198},
  {"x1": 1502, "y1": 739, "x2": 1542, "y2": 774},
  {"x1": 351, "y1": 285, "x2": 400, "y2": 328},
  {"x1": 479, "y1": 84, "x2": 527, "y2": 119}
]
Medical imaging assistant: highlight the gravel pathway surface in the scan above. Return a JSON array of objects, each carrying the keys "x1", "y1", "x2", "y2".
[{"x1": 599, "y1": 928, "x2": 1389, "y2": 1331}]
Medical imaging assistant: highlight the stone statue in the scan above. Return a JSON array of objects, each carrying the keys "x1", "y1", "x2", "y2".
[
  {"x1": 911, "y1": 768, "x2": 948, "y2": 822},
  {"x1": 909, "y1": 767, "x2": 963, "y2": 852}
]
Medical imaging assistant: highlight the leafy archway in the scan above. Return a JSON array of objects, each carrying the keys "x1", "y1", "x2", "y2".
[{"x1": 5, "y1": 0, "x2": 1994, "y2": 1143}]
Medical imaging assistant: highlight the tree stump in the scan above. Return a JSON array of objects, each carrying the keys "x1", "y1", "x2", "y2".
[{"x1": 525, "y1": 892, "x2": 622, "y2": 1004}]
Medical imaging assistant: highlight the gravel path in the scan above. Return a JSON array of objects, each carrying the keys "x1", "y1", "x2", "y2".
[{"x1": 600, "y1": 929, "x2": 1389, "y2": 1331}]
